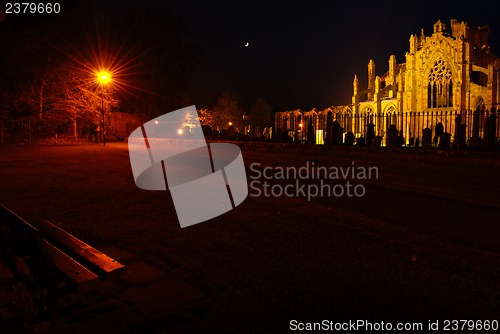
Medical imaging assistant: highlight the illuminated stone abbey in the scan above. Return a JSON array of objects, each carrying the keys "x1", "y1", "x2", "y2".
[
  {"x1": 275, "y1": 19, "x2": 500, "y2": 146},
  {"x1": 353, "y1": 19, "x2": 499, "y2": 115}
]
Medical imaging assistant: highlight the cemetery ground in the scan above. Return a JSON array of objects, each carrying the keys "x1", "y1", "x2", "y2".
[{"x1": 0, "y1": 142, "x2": 499, "y2": 332}]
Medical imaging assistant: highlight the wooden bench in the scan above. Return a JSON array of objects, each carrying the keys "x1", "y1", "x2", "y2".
[{"x1": 0, "y1": 203, "x2": 125, "y2": 290}]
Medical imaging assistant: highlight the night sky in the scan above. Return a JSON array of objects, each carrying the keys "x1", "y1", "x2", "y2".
[
  {"x1": 169, "y1": 0, "x2": 500, "y2": 110},
  {"x1": 2, "y1": 0, "x2": 500, "y2": 112}
]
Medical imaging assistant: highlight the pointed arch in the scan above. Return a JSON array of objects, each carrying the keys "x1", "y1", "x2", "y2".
[
  {"x1": 341, "y1": 107, "x2": 353, "y2": 132},
  {"x1": 426, "y1": 57, "x2": 454, "y2": 108},
  {"x1": 422, "y1": 51, "x2": 458, "y2": 81},
  {"x1": 343, "y1": 106, "x2": 353, "y2": 114},
  {"x1": 361, "y1": 106, "x2": 374, "y2": 114},
  {"x1": 383, "y1": 103, "x2": 397, "y2": 114}
]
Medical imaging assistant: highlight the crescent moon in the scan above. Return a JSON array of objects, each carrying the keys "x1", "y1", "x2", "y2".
[{"x1": 245, "y1": 42, "x2": 249, "y2": 47}]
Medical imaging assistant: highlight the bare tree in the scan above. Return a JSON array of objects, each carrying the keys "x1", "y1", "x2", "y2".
[
  {"x1": 249, "y1": 98, "x2": 272, "y2": 137},
  {"x1": 212, "y1": 92, "x2": 243, "y2": 131}
]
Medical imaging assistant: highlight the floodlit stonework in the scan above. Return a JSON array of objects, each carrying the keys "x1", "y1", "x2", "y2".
[
  {"x1": 353, "y1": 19, "x2": 500, "y2": 115},
  {"x1": 275, "y1": 19, "x2": 500, "y2": 147}
]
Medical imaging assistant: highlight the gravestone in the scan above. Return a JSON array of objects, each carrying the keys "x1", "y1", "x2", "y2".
[
  {"x1": 344, "y1": 131, "x2": 354, "y2": 146},
  {"x1": 332, "y1": 121, "x2": 343, "y2": 145},
  {"x1": 307, "y1": 120, "x2": 315, "y2": 144},
  {"x1": 387, "y1": 124, "x2": 398, "y2": 147},
  {"x1": 434, "y1": 122, "x2": 444, "y2": 145},
  {"x1": 397, "y1": 131, "x2": 405, "y2": 147},
  {"x1": 366, "y1": 123, "x2": 375, "y2": 146},
  {"x1": 422, "y1": 128, "x2": 432, "y2": 148},
  {"x1": 439, "y1": 132, "x2": 451, "y2": 149}
]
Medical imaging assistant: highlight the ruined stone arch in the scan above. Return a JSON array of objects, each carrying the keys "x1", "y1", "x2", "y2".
[
  {"x1": 289, "y1": 109, "x2": 302, "y2": 130},
  {"x1": 342, "y1": 107, "x2": 353, "y2": 132}
]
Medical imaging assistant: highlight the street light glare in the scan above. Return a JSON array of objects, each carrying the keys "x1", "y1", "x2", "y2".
[
  {"x1": 97, "y1": 70, "x2": 111, "y2": 84},
  {"x1": 96, "y1": 70, "x2": 112, "y2": 146}
]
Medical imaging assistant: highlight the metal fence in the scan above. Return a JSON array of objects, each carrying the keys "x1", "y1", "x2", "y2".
[
  {"x1": 0, "y1": 116, "x2": 78, "y2": 147},
  {"x1": 2, "y1": 109, "x2": 499, "y2": 149},
  {"x1": 274, "y1": 109, "x2": 500, "y2": 148},
  {"x1": 0, "y1": 117, "x2": 38, "y2": 146}
]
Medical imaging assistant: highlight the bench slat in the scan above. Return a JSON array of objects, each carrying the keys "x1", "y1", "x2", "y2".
[
  {"x1": 0, "y1": 203, "x2": 126, "y2": 286},
  {"x1": 37, "y1": 220, "x2": 125, "y2": 279},
  {"x1": 40, "y1": 239, "x2": 99, "y2": 289},
  {"x1": 0, "y1": 204, "x2": 39, "y2": 233}
]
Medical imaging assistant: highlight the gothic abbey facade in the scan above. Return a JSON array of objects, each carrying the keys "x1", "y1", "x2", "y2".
[
  {"x1": 274, "y1": 19, "x2": 499, "y2": 146},
  {"x1": 352, "y1": 19, "x2": 500, "y2": 115}
]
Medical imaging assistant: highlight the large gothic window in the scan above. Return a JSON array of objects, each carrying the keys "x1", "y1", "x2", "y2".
[{"x1": 427, "y1": 59, "x2": 453, "y2": 108}]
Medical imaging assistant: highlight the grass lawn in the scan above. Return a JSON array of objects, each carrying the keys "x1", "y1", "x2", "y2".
[{"x1": 0, "y1": 142, "x2": 499, "y2": 332}]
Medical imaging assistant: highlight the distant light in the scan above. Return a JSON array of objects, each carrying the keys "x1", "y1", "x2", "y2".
[
  {"x1": 299, "y1": 123, "x2": 303, "y2": 128},
  {"x1": 228, "y1": 122, "x2": 233, "y2": 126},
  {"x1": 155, "y1": 120, "x2": 159, "y2": 124},
  {"x1": 177, "y1": 129, "x2": 184, "y2": 135}
]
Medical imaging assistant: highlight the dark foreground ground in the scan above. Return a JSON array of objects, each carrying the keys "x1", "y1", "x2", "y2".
[{"x1": 0, "y1": 143, "x2": 499, "y2": 333}]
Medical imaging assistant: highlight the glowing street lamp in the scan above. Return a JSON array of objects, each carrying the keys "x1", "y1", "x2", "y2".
[
  {"x1": 98, "y1": 71, "x2": 111, "y2": 84},
  {"x1": 97, "y1": 70, "x2": 111, "y2": 146}
]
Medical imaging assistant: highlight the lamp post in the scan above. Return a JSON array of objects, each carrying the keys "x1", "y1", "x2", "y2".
[{"x1": 97, "y1": 71, "x2": 111, "y2": 146}]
